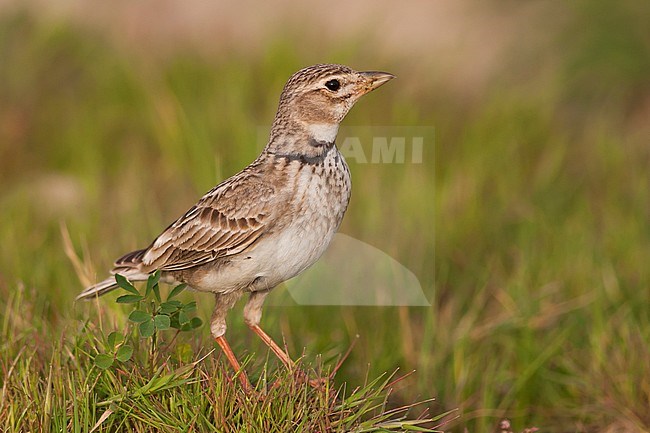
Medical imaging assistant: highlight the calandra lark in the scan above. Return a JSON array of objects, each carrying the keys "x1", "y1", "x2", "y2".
[{"x1": 77, "y1": 64, "x2": 394, "y2": 389}]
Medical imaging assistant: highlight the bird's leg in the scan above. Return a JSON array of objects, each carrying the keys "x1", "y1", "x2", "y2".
[
  {"x1": 244, "y1": 291, "x2": 324, "y2": 389},
  {"x1": 214, "y1": 335, "x2": 251, "y2": 391},
  {"x1": 249, "y1": 323, "x2": 295, "y2": 370},
  {"x1": 212, "y1": 292, "x2": 251, "y2": 391},
  {"x1": 249, "y1": 322, "x2": 326, "y2": 389},
  {"x1": 244, "y1": 290, "x2": 295, "y2": 370}
]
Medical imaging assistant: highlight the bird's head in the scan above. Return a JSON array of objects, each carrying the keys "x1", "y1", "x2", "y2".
[{"x1": 271, "y1": 64, "x2": 395, "y2": 144}]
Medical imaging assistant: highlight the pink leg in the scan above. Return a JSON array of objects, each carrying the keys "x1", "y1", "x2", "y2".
[{"x1": 215, "y1": 335, "x2": 251, "y2": 391}]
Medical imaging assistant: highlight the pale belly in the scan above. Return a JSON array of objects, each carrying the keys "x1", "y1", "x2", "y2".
[
  {"x1": 187, "y1": 212, "x2": 340, "y2": 294},
  {"x1": 248, "y1": 215, "x2": 338, "y2": 287}
]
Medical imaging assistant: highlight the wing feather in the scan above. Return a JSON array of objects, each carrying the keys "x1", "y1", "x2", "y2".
[{"x1": 133, "y1": 168, "x2": 281, "y2": 272}]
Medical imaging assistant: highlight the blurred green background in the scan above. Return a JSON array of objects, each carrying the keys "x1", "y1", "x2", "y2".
[{"x1": 1, "y1": 1, "x2": 649, "y2": 431}]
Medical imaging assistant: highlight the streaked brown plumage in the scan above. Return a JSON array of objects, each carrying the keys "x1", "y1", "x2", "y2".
[{"x1": 77, "y1": 64, "x2": 394, "y2": 389}]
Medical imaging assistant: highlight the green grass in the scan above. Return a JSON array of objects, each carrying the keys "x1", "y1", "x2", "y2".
[
  {"x1": 1, "y1": 1, "x2": 650, "y2": 431},
  {"x1": 1, "y1": 275, "x2": 442, "y2": 432}
]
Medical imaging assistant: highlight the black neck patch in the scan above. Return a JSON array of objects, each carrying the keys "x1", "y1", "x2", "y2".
[
  {"x1": 308, "y1": 138, "x2": 334, "y2": 148},
  {"x1": 269, "y1": 145, "x2": 332, "y2": 165}
]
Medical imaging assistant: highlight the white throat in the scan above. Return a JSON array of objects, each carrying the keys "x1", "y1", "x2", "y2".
[{"x1": 307, "y1": 123, "x2": 339, "y2": 143}]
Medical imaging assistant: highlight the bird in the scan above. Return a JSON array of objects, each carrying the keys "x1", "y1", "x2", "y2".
[{"x1": 77, "y1": 63, "x2": 395, "y2": 389}]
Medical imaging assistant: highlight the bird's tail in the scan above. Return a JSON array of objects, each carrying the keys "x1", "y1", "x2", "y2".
[
  {"x1": 76, "y1": 269, "x2": 149, "y2": 301},
  {"x1": 76, "y1": 277, "x2": 120, "y2": 300},
  {"x1": 77, "y1": 248, "x2": 150, "y2": 301}
]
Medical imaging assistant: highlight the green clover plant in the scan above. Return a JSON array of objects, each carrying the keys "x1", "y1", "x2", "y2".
[{"x1": 94, "y1": 270, "x2": 202, "y2": 370}]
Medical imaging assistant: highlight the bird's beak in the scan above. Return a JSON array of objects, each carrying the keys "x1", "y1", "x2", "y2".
[{"x1": 357, "y1": 71, "x2": 396, "y2": 94}]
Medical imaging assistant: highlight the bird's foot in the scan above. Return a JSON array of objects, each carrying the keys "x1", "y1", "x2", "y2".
[{"x1": 265, "y1": 367, "x2": 329, "y2": 392}]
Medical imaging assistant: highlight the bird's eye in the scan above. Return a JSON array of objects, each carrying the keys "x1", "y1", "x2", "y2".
[{"x1": 324, "y1": 79, "x2": 341, "y2": 92}]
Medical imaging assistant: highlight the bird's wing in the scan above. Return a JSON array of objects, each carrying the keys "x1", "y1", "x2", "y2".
[{"x1": 121, "y1": 167, "x2": 282, "y2": 272}]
